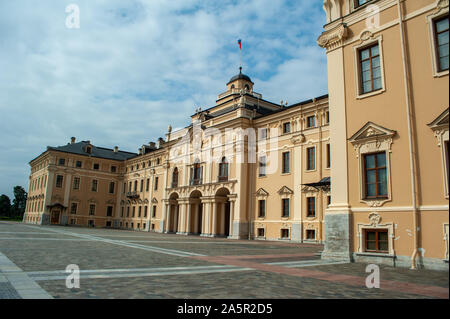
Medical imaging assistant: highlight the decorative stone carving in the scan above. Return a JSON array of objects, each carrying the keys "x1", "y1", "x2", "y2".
[
  {"x1": 291, "y1": 134, "x2": 305, "y2": 145},
  {"x1": 317, "y1": 24, "x2": 348, "y2": 50},
  {"x1": 368, "y1": 212, "x2": 381, "y2": 226}
]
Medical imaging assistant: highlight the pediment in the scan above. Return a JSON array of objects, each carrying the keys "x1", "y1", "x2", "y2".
[
  {"x1": 255, "y1": 188, "x2": 269, "y2": 197},
  {"x1": 277, "y1": 186, "x2": 293, "y2": 195},
  {"x1": 428, "y1": 109, "x2": 449, "y2": 130},
  {"x1": 151, "y1": 197, "x2": 158, "y2": 204},
  {"x1": 349, "y1": 122, "x2": 396, "y2": 144},
  {"x1": 105, "y1": 199, "x2": 115, "y2": 204}
]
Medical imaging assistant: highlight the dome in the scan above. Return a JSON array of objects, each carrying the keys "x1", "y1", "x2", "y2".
[{"x1": 227, "y1": 67, "x2": 254, "y2": 85}]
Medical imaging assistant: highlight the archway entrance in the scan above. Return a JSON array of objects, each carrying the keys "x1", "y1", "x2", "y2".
[
  {"x1": 214, "y1": 188, "x2": 231, "y2": 237},
  {"x1": 188, "y1": 190, "x2": 202, "y2": 235},
  {"x1": 167, "y1": 193, "x2": 179, "y2": 233}
]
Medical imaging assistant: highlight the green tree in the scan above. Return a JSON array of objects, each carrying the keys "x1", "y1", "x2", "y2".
[
  {"x1": 0, "y1": 194, "x2": 11, "y2": 217},
  {"x1": 11, "y1": 186, "x2": 27, "y2": 218}
]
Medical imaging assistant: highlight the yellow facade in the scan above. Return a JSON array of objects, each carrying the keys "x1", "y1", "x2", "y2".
[
  {"x1": 24, "y1": 72, "x2": 331, "y2": 244},
  {"x1": 318, "y1": 0, "x2": 448, "y2": 270},
  {"x1": 24, "y1": 0, "x2": 448, "y2": 270}
]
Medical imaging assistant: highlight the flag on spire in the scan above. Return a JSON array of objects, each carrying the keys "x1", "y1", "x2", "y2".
[{"x1": 238, "y1": 39, "x2": 242, "y2": 50}]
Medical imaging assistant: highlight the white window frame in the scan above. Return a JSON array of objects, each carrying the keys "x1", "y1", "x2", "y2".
[
  {"x1": 426, "y1": 6, "x2": 449, "y2": 78},
  {"x1": 353, "y1": 35, "x2": 386, "y2": 100}
]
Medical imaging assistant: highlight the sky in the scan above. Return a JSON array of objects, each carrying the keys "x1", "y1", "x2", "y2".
[{"x1": 0, "y1": 0, "x2": 328, "y2": 199}]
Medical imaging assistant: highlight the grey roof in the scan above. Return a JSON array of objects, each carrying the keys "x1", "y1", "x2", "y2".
[
  {"x1": 45, "y1": 141, "x2": 138, "y2": 161},
  {"x1": 227, "y1": 68, "x2": 253, "y2": 85}
]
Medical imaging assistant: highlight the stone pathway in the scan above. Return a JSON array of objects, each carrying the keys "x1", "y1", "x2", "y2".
[{"x1": 0, "y1": 221, "x2": 448, "y2": 299}]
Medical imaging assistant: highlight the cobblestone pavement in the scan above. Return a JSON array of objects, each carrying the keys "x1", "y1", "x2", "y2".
[{"x1": 0, "y1": 221, "x2": 448, "y2": 299}]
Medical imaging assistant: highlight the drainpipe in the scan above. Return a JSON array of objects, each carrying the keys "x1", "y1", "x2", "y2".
[{"x1": 397, "y1": 0, "x2": 419, "y2": 269}]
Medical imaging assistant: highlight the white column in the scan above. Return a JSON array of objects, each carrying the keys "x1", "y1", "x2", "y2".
[
  {"x1": 211, "y1": 201, "x2": 217, "y2": 236},
  {"x1": 186, "y1": 203, "x2": 192, "y2": 234},
  {"x1": 228, "y1": 200, "x2": 234, "y2": 237},
  {"x1": 166, "y1": 204, "x2": 172, "y2": 233},
  {"x1": 221, "y1": 202, "x2": 226, "y2": 235}
]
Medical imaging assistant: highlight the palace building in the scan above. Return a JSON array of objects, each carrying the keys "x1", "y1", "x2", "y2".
[
  {"x1": 24, "y1": 68, "x2": 331, "y2": 244},
  {"x1": 24, "y1": 0, "x2": 448, "y2": 270},
  {"x1": 318, "y1": 0, "x2": 448, "y2": 270}
]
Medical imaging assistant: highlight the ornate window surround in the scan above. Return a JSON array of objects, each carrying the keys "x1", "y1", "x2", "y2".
[
  {"x1": 349, "y1": 121, "x2": 396, "y2": 207},
  {"x1": 353, "y1": 34, "x2": 386, "y2": 99},
  {"x1": 428, "y1": 108, "x2": 449, "y2": 198},
  {"x1": 255, "y1": 188, "x2": 269, "y2": 220},
  {"x1": 426, "y1": 0, "x2": 449, "y2": 78},
  {"x1": 357, "y1": 212, "x2": 395, "y2": 256}
]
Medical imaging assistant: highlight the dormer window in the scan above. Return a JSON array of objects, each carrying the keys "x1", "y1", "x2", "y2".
[{"x1": 86, "y1": 146, "x2": 92, "y2": 154}]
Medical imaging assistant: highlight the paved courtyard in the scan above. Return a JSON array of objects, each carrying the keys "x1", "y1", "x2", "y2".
[{"x1": 0, "y1": 221, "x2": 448, "y2": 299}]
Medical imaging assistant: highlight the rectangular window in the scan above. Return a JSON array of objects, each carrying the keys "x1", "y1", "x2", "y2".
[
  {"x1": 365, "y1": 229, "x2": 388, "y2": 253},
  {"x1": 363, "y1": 152, "x2": 388, "y2": 199},
  {"x1": 259, "y1": 156, "x2": 266, "y2": 177},
  {"x1": 359, "y1": 43, "x2": 382, "y2": 94},
  {"x1": 258, "y1": 200, "x2": 266, "y2": 218},
  {"x1": 281, "y1": 229, "x2": 290, "y2": 239},
  {"x1": 106, "y1": 221, "x2": 112, "y2": 228},
  {"x1": 70, "y1": 203, "x2": 78, "y2": 215},
  {"x1": 73, "y1": 177, "x2": 80, "y2": 190},
  {"x1": 111, "y1": 166, "x2": 117, "y2": 173},
  {"x1": 121, "y1": 207, "x2": 124, "y2": 217},
  {"x1": 434, "y1": 15, "x2": 449, "y2": 72},
  {"x1": 93, "y1": 163, "x2": 99, "y2": 170},
  {"x1": 355, "y1": 0, "x2": 370, "y2": 8},
  {"x1": 307, "y1": 197, "x2": 316, "y2": 217},
  {"x1": 151, "y1": 224, "x2": 155, "y2": 230},
  {"x1": 132, "y1": 207, "x2": 136, "y2": 217},
  {"x1": 140, "y1": 180, "x2": 143, "y2": 192},
  {"x1": 154, "y1": 177, "x2": 159, "y2": 190},
  {"x1": 127, "y1": 207, "x2": 130, "y2": 217},
  {"x1": 152, "y1": 206, "x2": 156, "y2": 217},
  {"x1": 91, "y1": 179, "x2": 98, "y2": 192},
  {"x1": 144, "y1": 206, "x2": 148, "y2": 218},
  {"x1": 56, "y1": 175, "x2": 63, "y2": 188},
  {"x1": 325, "y1": 111, "x2": 330, "y2": 124},
  {"x1": 307, "y1": 116, "x2": 315, "y2": 128},
  {"x1": 257, "y1": 228, "x2": 265, "y2": 237},
  {"x1": 89, "y1": 204, "x2": 96, "y2": 216},
  {"x1": 283, "y1": 122, "x2": 291, "y2": 134},
  {"x1": 146, "y1": 178, "x2": 150, "y2": 192},
  {"x1": 259, "y1": 128, "x2": 268, "y2": 140},
  {"x1": 282, "y1": 152, "x2": 290, "y2": 174},
  {"x1": 307, "y1": 147, "x2": 316, "y2": 171},
  {"x1": 326, "y1": 144, "x2": 331, "y2": 168},
  {"x1": 109, "y1": 181, "x2": 115, "y2": 194},
  {"x1": 76, "y1": 160, "x2": 82, "y2": 168},
  {"x1": 282, "y1": 198, "x2": 290, "y2": 218},
  {"x1": 106, "y1": 206, "x2": 113, "y2": 217},
  {"x1": 58, "y1": 158, "x2": 65, "y2": 166},
  {"x1": 306, "y1": 229, "x2": 316, "y2": 240},
  {"x1": 138, "y1": 206, "x2": 142, "y2": 218}
]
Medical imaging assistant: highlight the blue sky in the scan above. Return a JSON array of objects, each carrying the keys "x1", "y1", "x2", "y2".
[{"x1": 0, "y1": 0, "x2": 328, "y2": 199}]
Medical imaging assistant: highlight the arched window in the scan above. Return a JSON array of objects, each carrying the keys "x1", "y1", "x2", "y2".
[
  {"x1": 172, "y1": 167, "x2": 179, "y2": 188},
  {"x1": 230, "y1": 84, "x2": 235, "y2": 90},
  {"x1": 190, "y1": 160, "x2": 203, "y2": 186},
  {"x1": 244, "y1": 84, "x2": 250, "y2": 91},
  {"x1": 218, "y1": 157, "x2": 229, "y2": 181}
]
